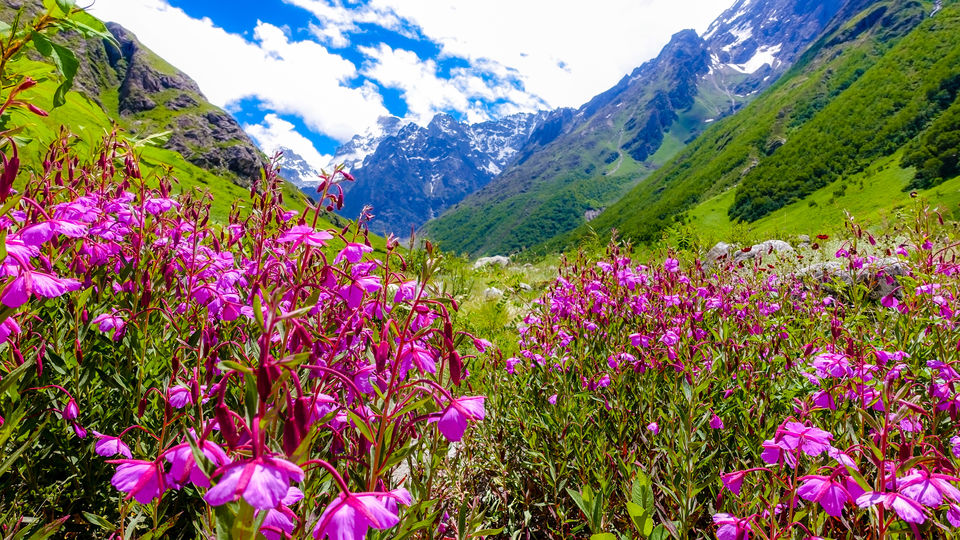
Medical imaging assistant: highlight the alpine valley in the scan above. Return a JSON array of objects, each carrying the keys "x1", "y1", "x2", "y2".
[{"x1": 319, "y1": 0, "x2": 960, "y2": 257}]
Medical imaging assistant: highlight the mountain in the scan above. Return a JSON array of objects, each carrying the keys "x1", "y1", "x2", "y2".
[
  {"x1": 420, "y1": 0, "x2": 875, "y2": 256},
  {"x1": 328, "y1": 115, "x2": 403, "y2": 177},
  {"x1": 70, "y1": 19, "x2": 270, "y2": 187},
  {"x1": 550, "y1": 0, "x2": 954, "y2": 250},
  {"x1": 276, "y1": 147, "x2": 322, "y2": 187},
  {"x1": 1, "y1": 1, "x2": 297, "y2": 210},
  {"x1": 331, "y1": 111, "x2": 554, "y2": 236}
]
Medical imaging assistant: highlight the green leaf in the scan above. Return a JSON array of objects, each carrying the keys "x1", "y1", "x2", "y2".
[
  {"x1": 63, "y1": 11, "x2": 116, "y2": 45},
  {"x1": 590, "y1": 534, "x2": 616, "y2": 540},
  {"x1": 55, "y1": 0, "x2": 76, "y2": 14},
  {"x1": 0, "y1": 357, "x2": 34, "y2": 396},
  {"x1": 0, "y1": 419, "x2": 47, "y2": 478},
  {"x1": 24, "y1": 516, "x2": 68, "y2": 540},
  {"x1": 82, "y1": 512, "x2": 114, "y2": 530},
  {"x1": 469, "y1": 528, "x2": 505, "y2": 537},
  {"x1": 217, "y1": 360, "x2": 253, "y2": 374},
  {"x1": 649, "y1": 525, "x2": 669, "y2": 540},
  {"x1": 347, "y1": 409, "x2": 375, "y2": 443},
  {"x1": 139, "y1": 516, "x2": 179, "y2": 540}
]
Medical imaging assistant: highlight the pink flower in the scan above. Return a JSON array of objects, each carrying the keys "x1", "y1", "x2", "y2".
[
  {"x1": 0, "y1": 317, "x2": 20, "y2": 344},
  {"x1": 259, "y1": 487, "x2": 303, "y2": 540},
  {"x1": 897, "y1": 469, "x2": 960, "y2": 507},
  {"x1": 760, "y1": 438, "x2": 797, "y2": 468},
  {"x1": 91, "y1": 312, "x2": 126, "y2": 341},
  {"x1": 713, "y1": 513, "x2": 751, "y2": 540},
  {"x1": 398, "y1": 342, "x2": 437, "y2": 376},
  {"x1": 276, "y1": 225, "x2": 333, "y2": 249},
  {"x1": 811, "y1": 353, "x2": 850, "y2": 378},
  {"x1": 664, "y1": 258, "x2": 679, "y2": 273},
  {"x1": 710, "y1": 413, "x2": 724, "y2": 429},
  {"x1": 313, "y1": 490, "x2": 410, "y2": 539},
  {"x1": 856, "y1": 491, "x2": 926, "y2": 524},
  {"x1": 721, "y1": 470, "x2": 748, "y2": 495},
  {"x1": 659, "y1": 330, "x2": 680, "y2": 346},
  {"x1": 1, "y1": 269, "x2": 81, "y2": 308},
  {"x1": 168, "y1": 385, "x2": 194, "y2": 409},
  {"x1": 335, "y1": 243, "x2": 373, "y2": 264},
  {"x1": 204, "y1": 455, "x2": 304, "y2": 510},
  {"x1": 548, "y1": 394, "x2": 557, "y2": 404},
  {"x1": 949, "y1": 504, "x2": 960, "y2": 527},
  {"x1": 436, "y1": 396, "x2": 485, "y2": 442},
  {"x1": 797, "y1": 475, "x2": 857, "y2": 517},
  {"x1": 647, "y1": 422, "x2": 660, "y2": 435},
  {"x1": 630, "y1": 333, "x2": 650, "y2": 348},
  {"x1": 165, "y1": 438, "x2": 230, "y2": 489},
  {"x1": 93, "y1": 431, "x2": 132, "y2": 458},
  {"x1": 62, "y1": 398, "x2": 79, "y2": 421},
  {"x1": 143, "y1": 197, "x2": 179, "y2": 215},
  {"x1": 775, "y1": 421, "x2": 833, "y2": 457},
  {"x1": 338, "y1": 275, "x2": 381, "y2": 309},
  {"x1": 109, "y1": 459, "x2": 167, "y2": 504}
]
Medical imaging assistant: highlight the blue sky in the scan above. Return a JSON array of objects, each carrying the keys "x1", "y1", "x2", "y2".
[{"x1": 88, "y1": 0, "x2": 730, "y2": 172}]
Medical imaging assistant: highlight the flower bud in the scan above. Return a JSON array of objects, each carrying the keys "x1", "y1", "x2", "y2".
[{"x1": 63, "y1": 398, "x2": 79, "y2": 421}]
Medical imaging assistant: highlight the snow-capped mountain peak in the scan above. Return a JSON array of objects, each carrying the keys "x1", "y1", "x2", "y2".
[{"x1": 327, "y1": 115, "x2": 403, "y2": 173}]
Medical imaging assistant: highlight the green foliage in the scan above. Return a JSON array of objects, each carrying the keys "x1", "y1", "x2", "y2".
[
  {"x1": 553, "y1": 0, "x2": 959, "y2": 252},
  {"x1": 901, "y1": 85, "x2": 960, "y2": 189}
]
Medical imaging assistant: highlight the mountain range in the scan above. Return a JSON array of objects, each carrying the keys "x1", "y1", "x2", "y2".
[
  {"x1": 9, "y1": 0, "x2": 959, "y2": 260},
  {"x1": 322, "y1": 0, "x2": 907, "y2": 254}
]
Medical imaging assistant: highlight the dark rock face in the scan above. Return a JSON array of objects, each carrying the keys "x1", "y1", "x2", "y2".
[
  {"x1": 98, "y1": 23, "x2": 268, "y2": 185},
  {"x1": 336, "y1": 112, "x2": 553, "y2": 236},
  {"x1": 41, "y1": 17, "x2": 270, "y2": 187}
]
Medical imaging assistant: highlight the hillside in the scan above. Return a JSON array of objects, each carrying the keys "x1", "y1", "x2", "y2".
[
  {"x1": 2, "y1": 1, "x2": 312, "y2": 222},
  {"x1": 555, "y1": 0, "x2": 959, "y2": 250},
  {"x1": 420, "y1": 0, "x2": 864, "y2": 256}
]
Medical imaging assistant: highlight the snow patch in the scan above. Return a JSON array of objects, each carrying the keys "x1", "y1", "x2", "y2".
[
  {"x1": 726, "y1": 43, "x2": 781, "y2": 74},
  {"x1": 721, "y1": 24, "x2": 753, "y2": 52}
]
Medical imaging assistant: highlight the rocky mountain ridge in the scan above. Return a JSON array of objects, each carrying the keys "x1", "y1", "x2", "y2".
[
  {"x1": 326, "y1": 110, "x2": 559, "y2": 236},
  {"x1": 420, "y1": 0, "x2": 883, "y2": 256},
  {"x1": 2, "y1": 0, "x2": 272, "y2": 189}
]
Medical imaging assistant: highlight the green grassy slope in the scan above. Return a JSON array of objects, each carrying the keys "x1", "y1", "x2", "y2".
[
  {"x1": 551, "y1": 0, "x2": 953, "y2": 252},
  {"x1": 11, "y1": 58, "x2": 260, "y2": 221},
  {"x1": 686, "y1": 150, "x2": 960, "y2": 244},
  {"x1": 421, "y1": 31, "x2": 713, "y2": 257}
]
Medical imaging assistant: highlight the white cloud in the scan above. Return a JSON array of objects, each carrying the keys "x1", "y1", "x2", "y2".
[
  {"x1": 245, "y1": 114, "x2": 332, "y2": 173},
  {"x1": 89, "y1": 0, "x2": 733, "y2": 155},
  {"x1": 365, "y1": 0, "x2": 731, "y2": 109},
  {"x1": 358, "y1": 44, "x2": 547, "y2": 125},
  {"x1": 88, "y1": 0, "x2": 388, "y2": 142}
]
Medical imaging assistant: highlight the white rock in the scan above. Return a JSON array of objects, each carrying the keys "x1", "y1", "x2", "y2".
[
  {"x1": 732, "y1": 240, "x2": 794, "y2": 262},
  {"x1": 483, "y1": 287, "x2": 504, "y2": 301},
  {"x1": 473, "y1": 256, "x2": 510, "y2": 270}
]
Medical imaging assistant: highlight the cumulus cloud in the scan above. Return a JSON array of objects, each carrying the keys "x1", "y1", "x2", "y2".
[
  {"x1": 88, "y1": 0, "x2": 388, "y2": 142},
  {"x1": 89, "y1": 0, "x2": 732, "y2": 157},
  {"x1": 245, "y1": 114, "x2": 332, "y2": 173},
  {"x1": 366, "y1": 0, "x2": 730, "y2": 108},
  {"x1": 359, "y1": 44, "x2": 547, "y2": 125}
]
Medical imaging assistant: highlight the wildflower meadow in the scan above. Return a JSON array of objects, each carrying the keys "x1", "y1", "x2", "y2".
[{"x1": 5, "y1": 3, "x2": 960, "y2": 540}]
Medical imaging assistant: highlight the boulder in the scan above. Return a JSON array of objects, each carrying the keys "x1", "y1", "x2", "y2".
[
  {"x1": 705, "y1": 242, "x2": 734, "y2": 263},
  {"x1": 733, "y1": 240, "x2": 794, "y2": 263},
  {"x1": 483, "y1": 287, "x2": 504, "y2": 301},
  {"x1": 473, "y1": 256, "x2": 510, "y2": 270},
  {"x1": 796, "y1": 257, "x2": 909, "y2": 299}
]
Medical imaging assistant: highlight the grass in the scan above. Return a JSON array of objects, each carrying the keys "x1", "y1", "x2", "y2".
[{"x1": 686, "y1": 151, "x2": 960, "y2": 244}]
